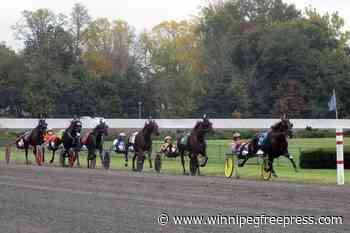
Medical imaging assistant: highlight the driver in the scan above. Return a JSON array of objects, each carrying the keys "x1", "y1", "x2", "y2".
[
  {"x1": 161, "y1": 136, "x2": 177, "y2": 155},
  {"x1": 231, "y1": 132, "x2": 248, "y2": 157},
  {"x1": 113, "y1": 132, "x2": 126, "y2": 153}
]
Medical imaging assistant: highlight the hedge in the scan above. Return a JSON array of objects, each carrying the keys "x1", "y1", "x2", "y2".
[{"x1": 299, "y1": 147, "x2": 350, "y2": 169}]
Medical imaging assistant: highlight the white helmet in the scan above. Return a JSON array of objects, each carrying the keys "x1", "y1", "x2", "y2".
[{"x1": 233, "y1": 132, "x2": 241, "y2": 138}]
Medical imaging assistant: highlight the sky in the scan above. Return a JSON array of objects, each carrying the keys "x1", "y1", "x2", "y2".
[{"x1": 1, "y1": 0, "x2": 350, "y2": 49}]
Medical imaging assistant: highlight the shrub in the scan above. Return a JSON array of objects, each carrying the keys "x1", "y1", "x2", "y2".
[{"x1": 299, "y1": 147, "x2": 350, "y2": 169}]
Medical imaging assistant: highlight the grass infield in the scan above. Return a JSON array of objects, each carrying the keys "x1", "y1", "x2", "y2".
[{"x1": 1, "y1": 138, "x2": 349, "y2": 185}]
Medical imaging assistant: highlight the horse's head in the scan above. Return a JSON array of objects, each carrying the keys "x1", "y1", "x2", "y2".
[
  {"x1": 144, "y1": 119, "x2": 160, "y2": 136},
  {"x1": 94, "y1": 118, "x2": 109, "y2": 136},
  {"x1": 37, "y1": 118, "x2": 48, "y2": 134},
  {"x1": 71, "y1": 119, "x2": 83, "y2": 135},
  {"x1": 271, "y1": 115, "x2": 293, "y2": 138},
  {"x1": 194, "y1": 114, "x2": 213, "y2": 135}
]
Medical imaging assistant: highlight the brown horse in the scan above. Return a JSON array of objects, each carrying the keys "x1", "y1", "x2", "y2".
[
  {"x1": 15, "y1": 118, "x2": 48, "y2": 165},
  {"x1": 81, "y1": 119, "x2": 108, "y2": 169},
  {"x1": 238, "y1": 115, "x2": 297, "y2": 177},
  {"x1": 124, "y1": 120, "x2": 159, "y2": 172},
  {"x1": 177, "y1": 115, "x2": 213, "y2": 175}
]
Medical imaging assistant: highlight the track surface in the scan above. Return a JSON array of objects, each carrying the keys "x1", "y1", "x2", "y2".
[{"x1": 0, "y1": 163, "x2": 349, "y2": 233}]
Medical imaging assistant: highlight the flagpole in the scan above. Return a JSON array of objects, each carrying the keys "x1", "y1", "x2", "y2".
[{"x1": 334, "y1": 89, "x2": 338, "y2": 119}]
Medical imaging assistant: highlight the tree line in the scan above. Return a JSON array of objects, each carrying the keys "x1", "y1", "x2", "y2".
[{"x1": 1, "y1": 0, "x2": 350, "y2": 118}]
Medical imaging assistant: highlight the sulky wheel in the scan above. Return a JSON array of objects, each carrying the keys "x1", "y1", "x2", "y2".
[
  {"x1": 5, "y1": 145, "x2": 11, "y2": 164},
  {"x1": 224, "y1": 157, "x2": 234, "y2": 178},
  {"x1": 154, "y1": 154, "x2": 162, "y2": 173},
  {"x1": 101, "y1": 150, "x2": 110, "y2": 170},
  {"x1": 59, "y1": 150, "x2": 66, "y2": 167}
]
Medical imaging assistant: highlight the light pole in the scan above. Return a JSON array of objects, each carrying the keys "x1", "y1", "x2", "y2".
[{"x1": 138, "y1": 101, "x2": 142, "y2": 119}]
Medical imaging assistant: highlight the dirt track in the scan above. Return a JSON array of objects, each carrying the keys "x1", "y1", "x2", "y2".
[{"x1": 0, "y1": 163, "x2": 349, "y2": 233}]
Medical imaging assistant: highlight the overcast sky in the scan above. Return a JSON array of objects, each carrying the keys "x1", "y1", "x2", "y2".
[{"x1": 1, "y1": 0, "x2": 350, "y2": 49}]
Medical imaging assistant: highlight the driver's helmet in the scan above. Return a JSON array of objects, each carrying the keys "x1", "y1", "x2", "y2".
[
  {"x1": 233, "y1": 132, "x2": 241, "y2": 139},
  {"x1": 164, "y1": 136, "x2": 172, "y2": 142},
  {"x1": 46, "y1": 129, "x2": 54, "y2": 135},
  {"x1": 119, "y1": 132, "x2": 126, "y2": 137}
]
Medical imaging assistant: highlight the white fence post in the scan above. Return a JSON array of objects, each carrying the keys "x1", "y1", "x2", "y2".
[{"x1": 336, "y1": 128, "x2": 345, "y2": 185}]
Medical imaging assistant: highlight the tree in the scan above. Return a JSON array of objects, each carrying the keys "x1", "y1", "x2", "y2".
[
  {"x1": 83, "y1": 18, "x2": 135, "y2": 76},
  {"x1": 13, "y1": 9, "x2": 74, "y2": 74},
  {"x1": 272, "y1": 80, "x2": 308, "y2": 117},
  {"x1": 71, "y1": 3, "x2": 91, "y2": 62},
  {"x1": 0, "y1": 44, "x2": 27, "y2": 116},
  {"x1": 141, "y1": 20, "x2": 201, "y2": 117}
]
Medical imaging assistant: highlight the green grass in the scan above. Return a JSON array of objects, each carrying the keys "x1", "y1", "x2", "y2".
[{"x1": 1, "y1": 138, "x2": 349, "y2": 185}]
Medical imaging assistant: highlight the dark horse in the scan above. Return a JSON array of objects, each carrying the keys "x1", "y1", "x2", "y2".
[
  {"x1": 59, "y1": 119, "x2": 82, "y2": 167},
  {"x1": 124, "y1": 120, "x2": 159, "y2": 171},
  {"x1": 239, "y1": 115, "x2": 298, "y2": 177},
  {"x1": 177, "y1": 115, "x2": 213, "y2": 176},
  {"x1": 15, "y1": 118, "x2": 48, "y2": 165},
  {"x1": 81, "y1": 119, "x2": 108, "y2": 168}
]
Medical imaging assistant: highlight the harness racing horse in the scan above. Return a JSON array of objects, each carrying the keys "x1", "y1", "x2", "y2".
[
  {"x1": 238, "y1": 115, "x2": 297, "y2": 177},
  {"x1": 81, "y1": 119, "x2": 109, "y2": 169},
  {"x1": 124, "y1": 120, "x2": 159, "y2": 172},
  {"x1": 177, "y1": 115, "x2": 213, "y2": 176},
  {"x1": 60, "y1": 119, "x2": 82, "y2": 167},
  {"x1": 15, "y1": 118, "x2": 48, "y2": 165}
]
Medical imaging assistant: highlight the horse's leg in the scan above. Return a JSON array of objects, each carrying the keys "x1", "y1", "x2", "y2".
[
  {"x1": 92, "y1": 149, "x2": 97, "y2": 169},
  {"x1": 270, "y1": 157, "x2": 278, "y2": 177},
  {"x1": 197, "y1": 166, "x2": 200, "y2": 176},
  {"x1": 25, "y1": 145, "x2": 29, "y2": 165},
  {"x1": 238, "y1": 156, "x2": 249, "y2": 167},
  {"x1": 76, "y1": 151, "x2": 80, "y2": 168},
  {"x1": 50, "y1": 150, "x2": 55, "y2": 164},
  {"x1": 132, "y1": 152, "x2": 137, "y2": 171},
  {"x1": 190, "y1": 153, "x2": 199, "y2": 176},
  {"x1": 42, "y1": 146, "x2": 45, "y2": 163},
  {"x1": 99, "y1": 148, "x2": 103, "y2": 168},
  {"x1": 33, "y1": 146, "x2": 37, "y2": 163},
  {"x1": 148, "y1": 148, "x2": 152, "y2": 169},
  {"x1": 194, "y1": 153, "x2": 199, "y2": 176},
  {"x1": 180, "y1": 149, "x2": 186, "y2": 174},
  {"x1": 87, "y1": 149, "x2": 91, "y2": 169},
  {"x1": 284, "y1": 153, "x2": 298, "y2": 172},
  {"x1": 124, "y1": 143, "x2": 129, "y2": 167},
  {"x1": 201, "y1": 147, "x2": 208, "y2": 167}
]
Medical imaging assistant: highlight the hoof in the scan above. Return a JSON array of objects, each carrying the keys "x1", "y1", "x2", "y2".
[
  {"x1": 183, "y1": 172, "x2": 189, "y2": 176},
  {"x1": 238, "y1": 164, "x2": 244, "y2": 167}
]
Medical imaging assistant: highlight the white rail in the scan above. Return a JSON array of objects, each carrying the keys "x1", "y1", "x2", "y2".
[{"x1": 0, "y1": 118, "x2": 349, "y2": 129}]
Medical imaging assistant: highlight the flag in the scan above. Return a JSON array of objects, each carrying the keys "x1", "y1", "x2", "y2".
[{"x1": 328, "y1": 91, "x2": 337, "y2": 112}]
